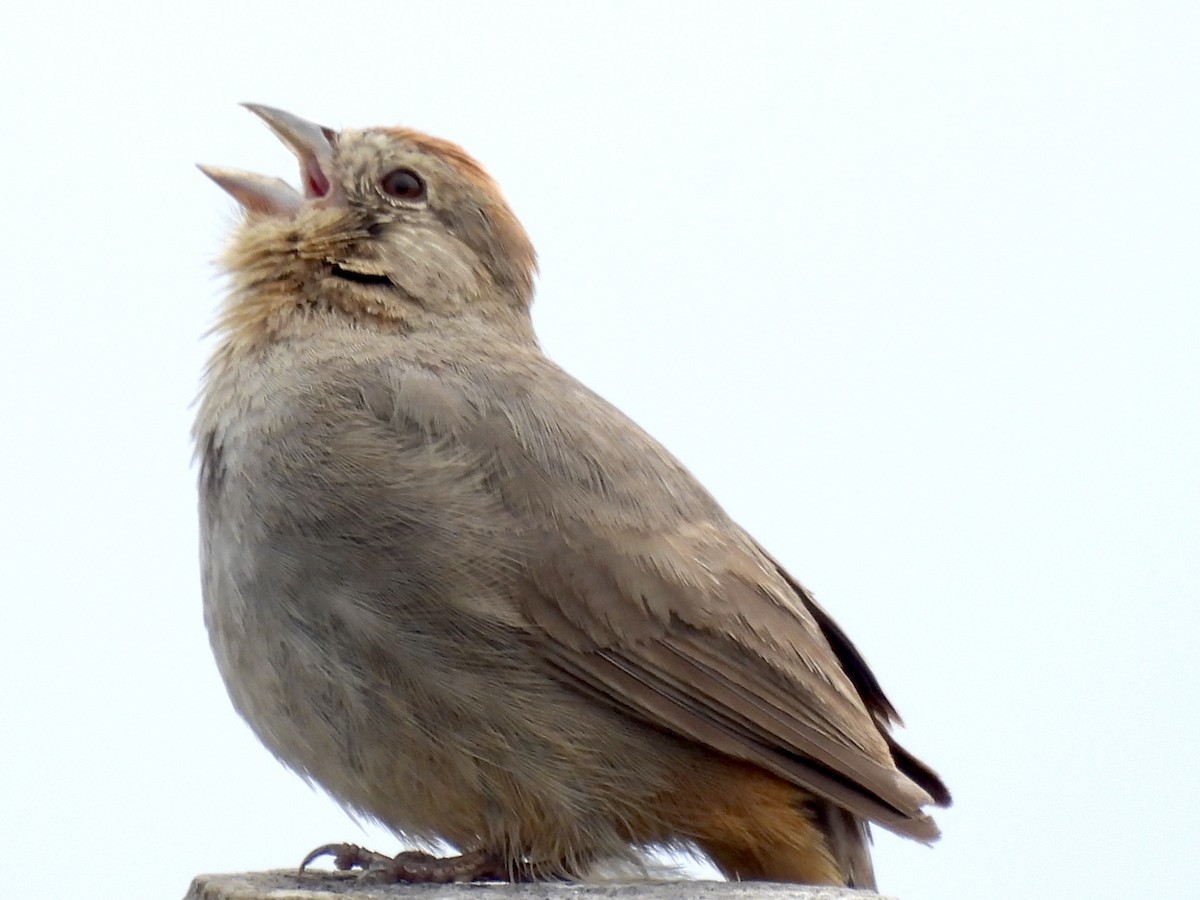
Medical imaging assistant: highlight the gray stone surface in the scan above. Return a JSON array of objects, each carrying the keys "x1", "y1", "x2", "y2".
[{"x1": 185, "y1": 871, "x2": 893, "y2": 900}]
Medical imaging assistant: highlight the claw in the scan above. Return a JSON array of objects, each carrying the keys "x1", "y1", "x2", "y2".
[
  {"x1": 298, "y1": 842, "x2": 392, "y2": 874},
  {"x1": 297, "y1": 842, "x2": 532, "y2": 883}
]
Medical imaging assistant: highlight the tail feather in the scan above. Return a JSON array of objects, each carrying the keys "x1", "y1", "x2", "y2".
[{"x1": 817, "y1": 802, "x2": 876, "y2": 890}]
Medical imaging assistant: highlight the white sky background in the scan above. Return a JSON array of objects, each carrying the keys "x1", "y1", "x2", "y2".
[{"x1": 2, "y1": 3, "x2": 1197, "y2": 898}]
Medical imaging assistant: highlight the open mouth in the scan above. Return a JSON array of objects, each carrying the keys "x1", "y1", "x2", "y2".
[
  {"x1": 198, "y1": 104, "x2": 341, "y2": 215},
  {"x1": 201, "y1": 105, "x2": 393, "y2": 290}
]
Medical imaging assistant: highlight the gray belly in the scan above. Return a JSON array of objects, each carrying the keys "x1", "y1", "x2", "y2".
[{"x1": 200, "y1": 471, "x2": 674, "y2": 858}]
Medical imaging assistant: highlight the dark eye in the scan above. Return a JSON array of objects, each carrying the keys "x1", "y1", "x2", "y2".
[{"x1": 380, "y1": 168, "x2": 426, "y2": 201}]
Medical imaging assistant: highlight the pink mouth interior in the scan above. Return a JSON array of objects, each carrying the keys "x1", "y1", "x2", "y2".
[{"x1": 304, "y1": 156, "x2": 330, "y2": 198}]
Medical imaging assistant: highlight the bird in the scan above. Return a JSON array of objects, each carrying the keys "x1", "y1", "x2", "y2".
[{"x1": 195, "y1": 103, "x2": 950, "y2": 889}]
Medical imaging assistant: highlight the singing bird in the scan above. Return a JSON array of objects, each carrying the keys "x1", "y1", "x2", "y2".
[{"x1": 196, "y1": 104, "x2": 950, "y2": 888}]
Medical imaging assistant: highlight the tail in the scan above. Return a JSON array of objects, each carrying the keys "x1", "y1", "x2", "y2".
[{"x1": 816, "y1": 802, "x2": 876, "y2": 890}]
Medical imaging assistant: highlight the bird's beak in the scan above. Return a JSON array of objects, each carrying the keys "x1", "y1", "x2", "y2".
[
  {"x1": 196, "y1": 166, "x2": 303, "y2": 216},
  {"x1": 198, "y1": 104, "x2": 340, "y2": 215}
]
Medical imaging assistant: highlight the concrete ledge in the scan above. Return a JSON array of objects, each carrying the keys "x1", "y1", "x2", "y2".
[{"x1": 185, "y1": 871, "x2": 893, "y2": 900}]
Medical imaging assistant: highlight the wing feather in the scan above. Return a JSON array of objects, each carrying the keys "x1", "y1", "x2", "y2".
[
  {"x1": 378, "y1": 354, "x2": 950, "y2": 838},
  {"x1": 525, "y1": 524, "x2": 946, "y2": 840}
]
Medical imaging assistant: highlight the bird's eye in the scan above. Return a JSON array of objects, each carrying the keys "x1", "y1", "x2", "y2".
[{"x1": 381, "y1": 168, "x2": 426, "y2": 201}]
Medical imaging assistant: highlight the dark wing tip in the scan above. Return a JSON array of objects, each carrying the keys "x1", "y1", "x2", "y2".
[
  {"x1": 764, "y1": 547, "x2": 952, "y2": 809},
  {"x1": 888, "y1": 735, "x2": 953, "y2": 807}
]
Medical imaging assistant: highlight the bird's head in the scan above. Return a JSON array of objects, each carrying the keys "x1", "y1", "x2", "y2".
[{"x1": 200, "y1": 104, "x2": 537, "y2": 345}]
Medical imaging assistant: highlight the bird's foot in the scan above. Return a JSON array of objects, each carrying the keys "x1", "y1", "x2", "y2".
[{"x1": 300, "y1": 843, "x2": 530, "y2": 883}]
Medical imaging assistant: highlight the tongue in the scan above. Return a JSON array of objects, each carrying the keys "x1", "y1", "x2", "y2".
[{"x1": 304, "y1": 156, "x2": 331, "y2": 198}]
